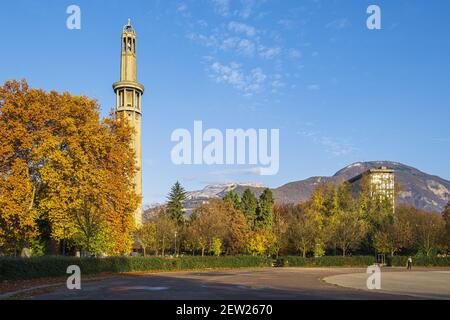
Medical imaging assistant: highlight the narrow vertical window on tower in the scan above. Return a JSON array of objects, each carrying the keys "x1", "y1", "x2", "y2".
[{"x1": 136, "y1": 92, "x2": 140, "y2": 110}]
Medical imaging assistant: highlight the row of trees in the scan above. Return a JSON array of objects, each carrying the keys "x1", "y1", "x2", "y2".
[
  {"x1": 0, "y1": 80, "x2": 139, "y2": 256},
  {"x1": 136, "y1": 180, "x2": 449, "y2": 258},
  {"x1": 135, "y1": 183, "x2": 278, "y2": 257},
  {"x1": 1, "y1": 80, "x2": 448, "y2": 258}
]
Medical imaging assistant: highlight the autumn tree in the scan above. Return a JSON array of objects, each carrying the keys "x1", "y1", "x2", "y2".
[
  {"x1": 0, "y1": 159, "x2": 37, "y2": 255},
  {"x1": 153, "y1": 210, "x2": 177, "y2": 256},
  {"x1": 272, "y1": 204, "x2": 289, "y2": 258},
  {"x1": 373, "y1": 206, "x2": 414, "y2": 256},
  {"x1": 290, "y1": 209, "x2": 322, "y2": 258},
  {"x1": 357, "y1": 175, "x2": 396, "y2": 231},
  {"x1": 188, "y1": 199, "x2": 248, "y2": 256},
  {"x1": 326, "y1": 210, "x2": 367, "y2": 256},
  {"x1": 443, "y1": 202, "x2": 450, "y2": 251},
  {"x1": 246, "y1": 228, "x2": 276, "y2": 256},
  {"x1": 189, "y1": 201, "x2": 227, "y2": 256},
  {"x1": 211, "y1": 238, "x2": 222, "y2": 256},
  {"x1": 40, "y1": 102, "x2": 138, "y2": 255},
  {"x1": 413, "y1": 209, "x2": 446, "y2": 256},
  {"x1": 0, "y1": 80, "x2": 138, "y2": 256},
  {"x1": 134, "y1": 222, "x2": 157, "y2": 256},
  {"x1": 222, "y1": 198, "x2": 248, "y2": 255},
  {"x1": 0, "y1": 80, "x2": 60, "y2": 254}
]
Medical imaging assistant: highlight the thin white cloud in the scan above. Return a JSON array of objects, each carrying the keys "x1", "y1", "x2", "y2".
[
  {"x1": 298, "y1": 129, "x2": 357, "y2": 157},
  {"x1": 179, "y1": 1, "x2": 307, "y2": 97},
  {"x1": 228, "y1": 21, "x2": 257, "y2": 37},
  {"x1": 307, "y1": 84, "x2": 320, "y2": 91},
  {"x1": 177, "y1": 3, "x2": 188, "y2": 12},
  {"x1": 212, "y1": 0, "x2": 231, "y2": 16},
  {"x1": 259, "y1": 46, "x2": 281, "y2": 59},
  {"x1": 278, "y1": 19, "x2": 295, "y2": 29},
  {"x1": 326, "y1": 18, "x2": 351, "y2": 30},
  {"x1": 208, "y1": 61, "x2": 267, "y2": 96},
  {"x1": 238, "y1": 0, "x2": 256, "y2": 19},
  {"x1": 210, "y1": 167, "x2": 265, "y2": 176},
  {"x1": 237, "y1": 39, "x2": 256, "y2": 56},
  {"x1": 288, "y1": 49, "x2": 302, "y2": 59},
  {"x1": 176, "y1": 2, "x2": 191, "y2": 17},
  {"x1": 186, "y1": 32, "x2": 219, "y2": 48}
]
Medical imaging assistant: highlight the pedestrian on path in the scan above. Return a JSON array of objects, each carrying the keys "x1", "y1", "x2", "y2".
[{"x1": 407, "y1": 256, "x2": 413, "y2": 270}]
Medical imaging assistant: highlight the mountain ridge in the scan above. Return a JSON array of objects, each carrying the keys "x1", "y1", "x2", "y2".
[{"x1": 184, "y1": 161, "x2": 450, "y2": 213}]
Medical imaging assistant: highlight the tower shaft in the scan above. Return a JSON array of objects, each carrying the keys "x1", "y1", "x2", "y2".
[{"x1": 113, "y1": 19, "x2": 144, "y2": 227}]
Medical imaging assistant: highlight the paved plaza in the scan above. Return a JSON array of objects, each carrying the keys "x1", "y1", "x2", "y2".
[
  {"x1": 324, "y1": 269, "x2": 450, "y2": 300},
  {"x1": 14, "y1": 267, "x2": 447, "y2": 300}
]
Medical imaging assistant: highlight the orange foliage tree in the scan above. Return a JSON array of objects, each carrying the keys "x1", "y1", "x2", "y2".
[{"x1": 0, "y1": 80, "x2": 138, "y2": 255}]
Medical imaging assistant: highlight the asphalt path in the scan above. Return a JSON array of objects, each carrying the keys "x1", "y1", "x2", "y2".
[{"x1": 29, "y1": 267, "x2": 433, "y2": 300}]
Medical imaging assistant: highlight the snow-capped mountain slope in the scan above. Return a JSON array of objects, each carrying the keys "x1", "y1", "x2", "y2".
[{"x1": 183, "y1": 161, "x2": 450, "y2": 213}]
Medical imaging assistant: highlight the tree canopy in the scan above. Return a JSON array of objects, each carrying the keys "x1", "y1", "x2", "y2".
[{"x1": 0, "y1": 80, "x2": 138, "y2": 256}]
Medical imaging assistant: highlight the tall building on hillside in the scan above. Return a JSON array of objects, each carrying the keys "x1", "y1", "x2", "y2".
[
  {"x1": 348, "y1": 166, "x2": 396, "y2": 212},
  {"x1": 113, "y1": 19, "x2": 144, "y2": 227}
]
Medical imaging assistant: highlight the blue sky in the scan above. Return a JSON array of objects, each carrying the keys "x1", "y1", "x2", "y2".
[{"x1": 1, "y1": 0, "x2": 450, "y2": 206}]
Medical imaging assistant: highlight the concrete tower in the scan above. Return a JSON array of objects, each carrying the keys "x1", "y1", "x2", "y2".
[{"x1": 113, "y1": 19, "x2": 144, "y2": 227}]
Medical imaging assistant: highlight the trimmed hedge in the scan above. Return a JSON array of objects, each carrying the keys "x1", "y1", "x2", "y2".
[
  {"x1": 2, "y1": 255, "x2": 449, "y2": 281},
  {"x1": 278, "y1": 256, "x2": 376, "y2": 267},
  {"x1": 0, "y1": 256, "x2": 273, "y2": 281},
  {"x1": 391, "y1": 256, "x2": 450, "y2": 267},
  {"x1": 279, "y1": 256, "x2": 450, "y2": 268}
]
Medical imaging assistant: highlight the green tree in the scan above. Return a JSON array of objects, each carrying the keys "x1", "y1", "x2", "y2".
[
  {"x1": 246, "y1": 229, "x2": 276, "y2": 256},
  {"x1": 211, "y1": 238, "x2": 222, "y2": 256},
  {"x1": 154, "y1": 210, "x2": 177, "y2": 256},
  {"x1": 373, "y1": 209, "x2": 413, "y2": 256},
  {"x1": 290, "y1": 209, "x2": 321, "y2": 258},
  {"x1": 223, "y1": 191, "x2": 241, "y2": 209},
  {"x1": 241, "y1": 189, "x2": 258, "y2": 229},
  {"x1": 272, "y1": 204, "x2": 289, "y2": 258},
  {"x1": 256, "y1": 189, "x2": 274, "y2": 230},
  {"x1": 414, "y1": 210, "x2": 446, "y2": 256},
  {"x1": 134, "y1": 222, "x2": 157, "y2": 256},
  {"x1": 326, "y1": 210, "x2": 367, "y2": 256},
  {"x1": 167, "y1": 181, "x2": 187, "y2": 225}
]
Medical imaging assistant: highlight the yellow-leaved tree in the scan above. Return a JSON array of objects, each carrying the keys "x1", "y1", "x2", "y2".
[{"x1": 0, "y1": 80, "x2": 138, "y2": 256}]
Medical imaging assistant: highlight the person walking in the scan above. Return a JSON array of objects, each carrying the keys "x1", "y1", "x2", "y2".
[{"x1": 407, "y1": 256, "x2": 413, "y2": 271}]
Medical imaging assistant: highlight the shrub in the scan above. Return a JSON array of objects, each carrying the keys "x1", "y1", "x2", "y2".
[
  {"x1": 0, "y1": 255, "x2": 273, "y2": 281},
  {"x1": 391, "y1": 256, "x2": 450, "y2": 267},
  {"x1": 281, "y1": 256, "x2": 376, "y2": 267}
]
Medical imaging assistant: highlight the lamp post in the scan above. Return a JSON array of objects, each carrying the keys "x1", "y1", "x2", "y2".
[{"x1": 174, "y1": 231, "x2": 178, "y2": 256}]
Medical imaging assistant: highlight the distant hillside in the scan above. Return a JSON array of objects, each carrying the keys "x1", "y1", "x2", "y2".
[{"x1": 184, "y1": 161, "x2": 450, "y2": 213}]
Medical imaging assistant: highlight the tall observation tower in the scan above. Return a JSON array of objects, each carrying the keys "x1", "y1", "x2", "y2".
[{"x1": 113, "y1": 19, "x2": 144, "y2": 227}]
